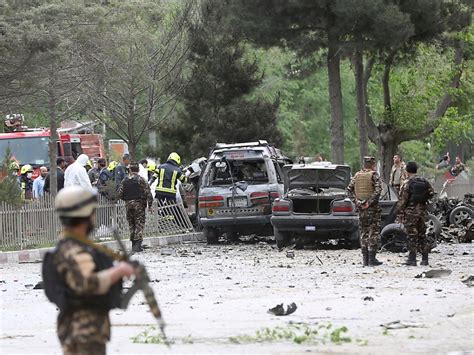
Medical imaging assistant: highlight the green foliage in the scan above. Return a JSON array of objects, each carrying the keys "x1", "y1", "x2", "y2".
[
  {"x1": 160, "y1": 0, "x2": 281, "y2": 161},
  {"x1": 0, "y1": 150, "x2": 22, "y2": 207},
  {"x1": 131, "y1": 326, "x2": 174, "y2": 345},
  {"x1": 228, "y1": 322, "x2": 353, "y2": 345}
]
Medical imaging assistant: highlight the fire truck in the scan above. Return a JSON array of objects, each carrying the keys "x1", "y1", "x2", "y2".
[{"x1": 0, "y1": 114, "x2": 105, "y2": 178}]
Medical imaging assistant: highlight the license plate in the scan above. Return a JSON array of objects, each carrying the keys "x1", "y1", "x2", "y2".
[
  {"x1": 228, "y1": 197, "x2": 247, "y2": 207},
  {"x1": 305, "y1": 226, "x2": 316, "y2": 231}
]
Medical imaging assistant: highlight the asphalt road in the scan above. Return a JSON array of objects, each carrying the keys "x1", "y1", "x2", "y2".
[{"x1": 1, "y1": 240, "x2": 473, "y2": 354}]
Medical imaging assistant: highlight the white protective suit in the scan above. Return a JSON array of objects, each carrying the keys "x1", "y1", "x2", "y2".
[
  {"x1": 64, "y1": 154, "x2": 93, "y2": 190},
  {"x1": 138, "y1": 163, "x2": 148, "y2": 182}
]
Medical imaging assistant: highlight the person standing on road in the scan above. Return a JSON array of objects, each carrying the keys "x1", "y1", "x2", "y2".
[
  {"x1": 32, "y1": 166, "x2": 48, "y2": 199},
  {"x1": 45, "y1": 158, "x2": 67, "y2": 194},
  {"x1": 347, "y1": 156, "x2": 383, "y2": 267},
  {"x1": 114, "y1": 154, "x2": 130, "y2": 187},
  {"x1": 64, "y1": 154, "x2": 93, "y2": 190},
  {"x1": 389, "y1": 154, "x2": 407, "y2": 195},
  {"x1": 395, "y1": 162, "x2": 434, "y2": 266},
  {"x1": 149, "y1": 152, "x2": 186, "y2": 204},
  {"x1": 42, "y1": 186, "x2": 136, "y2": 355},
  {"x1": 117, "y1": 162, "x2": 153, "y2": 253}
]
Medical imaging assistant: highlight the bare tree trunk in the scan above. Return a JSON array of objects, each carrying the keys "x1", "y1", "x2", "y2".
[
  {"x1": 352, "y1": 51, "x2": 368, "y2": 164},
  {"x1": 378, "y1": 132, "x2": 399, "y2": 182},
  {"x1": 48, "y1": 77, "x2": 58, "y2": 196},
  {"x1": 327, "y1": 35, "x2": 344, "y2": 164}
]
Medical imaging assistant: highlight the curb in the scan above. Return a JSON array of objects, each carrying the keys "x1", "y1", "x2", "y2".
[{"x1": 0, "y1": 232, "x2": 204, "y2": 264}]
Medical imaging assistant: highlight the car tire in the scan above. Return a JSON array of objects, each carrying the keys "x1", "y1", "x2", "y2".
[
  {"x1": 204, "y1": 227, "x2": 219, "y2": 244},
  {"x1": 426, "y1": 213, "x2": 442, "y2": 237},
  {"x1": 274, "y1": 228, "x2": 291, "y2": 248},
  {"x1": 449, "y1": 206, "x2": 473, "y2": 226},
  {"x1": 380, "y1": 223, "x2": 408, "y2": 253}
]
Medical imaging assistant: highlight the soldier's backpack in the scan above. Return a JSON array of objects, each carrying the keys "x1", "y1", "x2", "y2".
[
  {"x1": 408, "y1": 177, "x2": 430, "y2": 204},
  {"x1": 121, "y1": 176, "x2": 143, "y2": 201},
  {"x1": 42, "y1": 239, "x2": 122, "y2": 313}
]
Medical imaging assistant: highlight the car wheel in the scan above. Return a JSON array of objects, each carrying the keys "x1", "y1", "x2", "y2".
[
  {"x1": 204, "y1": 227, "x2": 219, "y2": 244},
  {"x1": 449, "y1": 206, "x2": 473, "y2": 226},
  {"x1": 380, "y1": 223, "x2": 407, "y2": 253},
  {"x1": 426, "y1": 213, "x2": 441, "y2": 237},
  {"x1": 274, "y1": 228, "x2": 291, "y2": 248}
]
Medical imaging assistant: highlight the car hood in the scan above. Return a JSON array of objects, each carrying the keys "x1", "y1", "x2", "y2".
[{"x1": 285, "y1": 166, "x2": 351, "y2": 191}]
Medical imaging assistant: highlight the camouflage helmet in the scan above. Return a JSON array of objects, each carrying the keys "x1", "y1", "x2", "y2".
[{"x1": 55, "y1": 186, "x2": 98, "y2": 218}]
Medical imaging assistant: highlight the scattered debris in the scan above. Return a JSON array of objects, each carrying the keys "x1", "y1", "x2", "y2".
[
  {"x1": 18, "y1": 260, "x2": 42, "y2": 264},
  {"x1": 381, "y1": 321, "x2": 426, "y2": 330},
  {"x1": 267, "y1": 302, "x2": 297, "y2": 316},
  {"x1": 461, "y1": 276, "x2": 474, "y2": 287},
  {"x1": 415, "y1": 269, "x2": 452, "y2": 279},
  {"x1": 160, "y1": 248, "x2": 175, "y2": 256},
  {"x1": 24, "y1": 284, "x2": 33, "y2": 289},
  {"x1": 286, "y1": 250, "x2": 295, "y2": 259},
  {"x1": 362, "y1": 296, "x2": 374, "y2": 302}
]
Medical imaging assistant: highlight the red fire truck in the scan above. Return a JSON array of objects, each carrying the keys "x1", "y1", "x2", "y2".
[{"x1": 0, "y1": 115, "x2": 105, "y2": 178}]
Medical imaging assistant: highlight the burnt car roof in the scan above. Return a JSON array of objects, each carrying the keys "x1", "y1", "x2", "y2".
[{"x1": 284, "y1": 162, "x2": 351, "y2": 190}]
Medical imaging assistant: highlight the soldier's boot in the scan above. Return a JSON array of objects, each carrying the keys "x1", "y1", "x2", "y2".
[
  {"x1": 362, "y1": 248, "x2": 369, "y2": 267},
  {"x1": 420, "y1": 253, "x2": 429, "y2": 266},
  {"x1": 405, "y1": 252, "x2": 417, "y2": 266},
  {"x1": 132, "y1": 240, "x2": 142, "y2": 253},
  {"x1": 368, "y1": 251, "x2": 383, "y2": 266}
]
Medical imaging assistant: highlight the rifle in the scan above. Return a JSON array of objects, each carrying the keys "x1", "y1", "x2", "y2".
[{"x1": 111, "y1": 228, "x2": 169, "y2": 346}]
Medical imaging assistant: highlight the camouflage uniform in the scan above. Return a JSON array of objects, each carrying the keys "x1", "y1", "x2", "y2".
[
  {"x1": 53, "y1": 238, "x2": 113, "y2": 355},
  {"x1": 347, "y1": 168, "x2": 383, "y2": 251},
  {"x1": 118, "y1": 173, "x2": 153, "y2": 242},
  {"x1": 396, "y1": 175, "x2": 434, "y2": 254}
]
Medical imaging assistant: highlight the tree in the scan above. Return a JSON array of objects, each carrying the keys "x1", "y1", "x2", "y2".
[
  {"x1": 0, "y1": 1, "x2": 102, "y2": 195},
  {"x1": 160, "y1": 0, "x2": 282, "y2": 160},
  {"x1": 81, "y1": 0, "x2": 193, "y2": 159}
]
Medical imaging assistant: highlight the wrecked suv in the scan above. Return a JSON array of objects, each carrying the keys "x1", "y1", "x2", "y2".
[
  {"x1": 271, "y1": 163, "x2": 359, "y2": 248},
  {"x1": 198, "y1": 141, "x2": 291, "y2": 243}
]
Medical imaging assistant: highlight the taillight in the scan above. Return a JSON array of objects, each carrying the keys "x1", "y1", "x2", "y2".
[
  {"x1": 272, "y1": 199, "x2": 291, "y2": 213},
  {"x1": 250, "y1": 192, "x2": 270, "y2": 205},
  {"x1": 199, "y1": 195, "x2": 224, "y2": 208},
  {"x1": 332, "y1": 200, "x2": 354, "y2": 214},
  {"x1": 270, "y1": 192, "x2": 280, "y2": 199}
]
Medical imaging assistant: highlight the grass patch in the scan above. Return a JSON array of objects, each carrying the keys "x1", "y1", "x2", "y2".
[{"x1": 131, "y1": 326, "x2": 174, "y2": 345}]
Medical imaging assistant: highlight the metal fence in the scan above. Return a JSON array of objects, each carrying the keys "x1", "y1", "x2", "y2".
[{"x1": 0, "y1": 195, "x2": 194, "y2": 251}]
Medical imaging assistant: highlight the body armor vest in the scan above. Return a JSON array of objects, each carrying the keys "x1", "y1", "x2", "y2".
[
  {"x1": 408, "y1": 177, "x2": 429, "y2": 204},
  {"x1": 42, "y1": 238, "x2": 122, "y2": 313},
  {"x1": 354, "y1": 171, "x2": 374, "y2": 200},
  {"x1": 122, "y1": 176, "x2": 142, "y2": 201}
]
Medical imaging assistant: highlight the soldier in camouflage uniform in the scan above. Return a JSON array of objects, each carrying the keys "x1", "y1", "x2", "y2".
[
  {"x1": 43, "y1": 186, "x2": 135, "y2": 355},
  {"x1": 118, "y1": 162, "x2": 153, "y2": 253},
  {"x1": 347, "y1": 156, "x2": 383, "y2": 267},
  {"x1": 396, "y1": 161, "x2": 434, "y2": 266}
]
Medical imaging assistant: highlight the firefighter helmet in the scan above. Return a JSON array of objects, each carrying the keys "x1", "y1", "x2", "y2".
[
  {"x1": 167, "y1": 152, "x2": 181, "y2": 165},
  {"x1": 108, "y1": 161, "x2": 118, "y2": 171},
  {"x1": 20, "y1": 164, "x2": 33, "y2": 175},
  {"x1": 55, "y1": 186, "x2": 98, "y2": 218},
  {"x1": 147, "y1": 161, "x2": 157, "y2": 172}
]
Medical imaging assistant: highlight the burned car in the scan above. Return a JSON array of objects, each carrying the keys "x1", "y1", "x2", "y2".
[
  {"x1": 271, "y1": 162, "x2": 360, "y2": 248},
  {"x1": 198, "y1": 141, "x2": 291, "y2": 243}
]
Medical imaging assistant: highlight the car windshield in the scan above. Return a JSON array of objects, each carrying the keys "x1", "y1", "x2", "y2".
[
  {"x1": 205, "y1": 159, "x2": 269, "y2": 186},
  {"x1": 0, "y1": 137, "x2": 49, "y2": 165}
]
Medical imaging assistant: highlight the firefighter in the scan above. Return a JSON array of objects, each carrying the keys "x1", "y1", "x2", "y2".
[
  {"x1": 146, "y1": 161, "x2": 157, "y2": 182},
  {"x1": 149, "y1": 152, "x2": 186, "y2": 204},
  {"x1": 8, "y1": 160, "x2": 21, "y2": 188},
  {"x1": 20, "y1": 164, "x2": 34, "y2": 200}
]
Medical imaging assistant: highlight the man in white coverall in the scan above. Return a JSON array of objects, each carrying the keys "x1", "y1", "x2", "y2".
[{"x1": 64, "y1": 154, "x2": 93, "y2": 190}]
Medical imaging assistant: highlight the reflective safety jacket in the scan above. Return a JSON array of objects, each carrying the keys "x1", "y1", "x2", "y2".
[{"x1": 151, "y1": 161, "x2": 186, "y2": 196}]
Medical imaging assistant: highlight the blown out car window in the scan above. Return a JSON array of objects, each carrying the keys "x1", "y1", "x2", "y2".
[{"x1": 206, "y1": 159, "x2": 269, "y2": 186}]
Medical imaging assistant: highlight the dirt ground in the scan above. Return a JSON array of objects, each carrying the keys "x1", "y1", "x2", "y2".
[{"x1": 1, "y1": 240, "x2": 473, "y2": 354}]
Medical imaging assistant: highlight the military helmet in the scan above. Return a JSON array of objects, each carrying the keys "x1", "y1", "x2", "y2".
[
  {"x1": 55, "y1": 186, "x2": 98, "y2": 218},
  {"x1": 363, "y1": 156, "x2": 375, "y2": 164},
  {"x1": 108, "y1": 161, "x2": 118, "y2": 171},
  {"x1": 167, "y1": 152, "x2": 181, "y2": 165},
  {"x1": 20, "y1": 164, "x2": 33, "y2": 175}
]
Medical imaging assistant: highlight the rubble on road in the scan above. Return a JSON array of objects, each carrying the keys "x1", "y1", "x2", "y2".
[
  {"x1": 268, "y1": 303, "x2": 298, "y2": 316},
  {"x1": 381, "y1": 320, "x2": 426, "y2": 330},
  {"x1": 414, "y1": 269, "x2": 452, "y2": 279},
  {"x1": 461, "y1": 276, "x2": 474, "y2": 287}
]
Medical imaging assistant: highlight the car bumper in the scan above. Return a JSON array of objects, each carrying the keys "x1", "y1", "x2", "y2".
[
  {"x1": 200, "y1": 215, "x2": 271, "y2": 227},
  {"x1": 271, "y1": 214, "x2": 359, "y2": 233}
]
